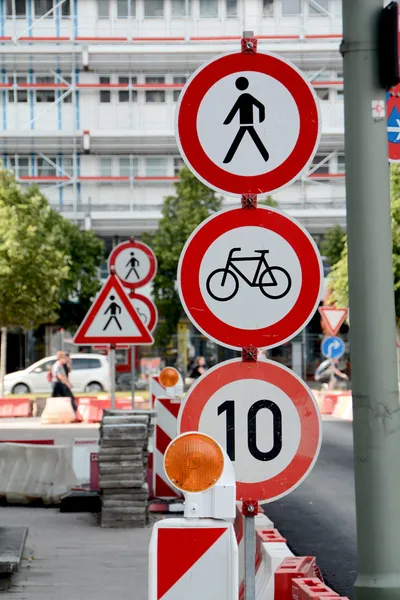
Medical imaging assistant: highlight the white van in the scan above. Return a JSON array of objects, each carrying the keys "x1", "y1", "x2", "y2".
[{"x1": 4, "y1": 353, "x2": 109, "y2": 395}]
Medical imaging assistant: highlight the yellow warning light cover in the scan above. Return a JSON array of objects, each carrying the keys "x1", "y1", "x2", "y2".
[
  {"x1": 164, "y1": 432, "x2": 224, "y2": 493},
  {"x1": 159, "y1": 367, "x2": 180, "y2": 388}
]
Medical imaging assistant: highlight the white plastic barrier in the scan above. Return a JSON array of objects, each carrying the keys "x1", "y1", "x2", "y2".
[
  {"x1": 41, "y1": 397, "x2": 75, "y2": 424},
  {"x1": 0, "y1": 443, "x2": 78, "y2": 503}
]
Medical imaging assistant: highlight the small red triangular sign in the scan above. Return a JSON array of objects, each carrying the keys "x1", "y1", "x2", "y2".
[
  {"x1": 73, "y1": 273, "x2": 154, "y2": 345},
  {"x1": 157, "y1": 527, "x2": 226, "y2": 598},
  {"x1": 319, "y1": 306, "x2": 348, "y2": 336}
]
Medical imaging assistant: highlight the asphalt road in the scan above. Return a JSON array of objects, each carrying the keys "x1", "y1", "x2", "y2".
[{"x1": 264, "y1": 419, "x2": 357, "y2": 598}]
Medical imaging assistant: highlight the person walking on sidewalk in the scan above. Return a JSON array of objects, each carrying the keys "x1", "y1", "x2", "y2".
[
  {"x1": 51, "y1": 352, "x2": 75, "y2": 414},
  {"x1": 63, "y1": 353, "x2": 77, "y2": 413}
]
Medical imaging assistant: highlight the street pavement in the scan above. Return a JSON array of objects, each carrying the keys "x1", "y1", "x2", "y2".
[
  {"x1": 265, "y1": 418, "x2": 357, "y2": 598},
  {"x1": 0, "y1": 507, "x2": 151, "y2": 600}
]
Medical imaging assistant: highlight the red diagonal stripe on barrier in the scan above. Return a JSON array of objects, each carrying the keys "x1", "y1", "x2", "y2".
[
  {"x1": 156, "y1": 425, "x2": 171, "y2": 455},
  {"x1": 157, "y1": 398, "x2": 180, "y2": 418},
  {"x1": 155, "y1": 474, "x2": 180, "y2": 498},
  {"x1": 157, "y1": 527, "x2": 226, "y2": 599}
]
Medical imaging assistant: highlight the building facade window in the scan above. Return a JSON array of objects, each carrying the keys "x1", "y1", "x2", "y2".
[
  {"x1": 174, "y1": 157, "x2": 185, "y2": 175},
  {"x1": 145, "y1": 76, "x2": 165, "y2": 103},
  {"x1": 98, "y1": 0, "x2": 109, "y2": 18},
  {"x1": 118, "y1": 76, "x2": 129, "y2": 102},
  {"x1": 199, "y1": 0, "x2": 218, "y2": 17},
  {"x1": 6, "y1": 0, "x2": 26, "y2": 16},
  {"x1": 61, "y1": 0, "x2": 71, "y2": 16},
  {"x1": 311, "y1": 153, "x2": 330, "y2": 174},
  {"x1": 281, "y1": 0, "x2": 301, "y2": 15},
  {"x1": 8, "y1": 76, "x2": 28, "y2": 103},
  {"x1": 144, "y1": 0, "x2": 164, "y2": 17},
  {"x1": 337, "y1": 154, "x2": 345, "y2": 173},
  {"x1": 315, "y1": 87, "x2": 329, "y2": 101},
  {"x1": 37, "y1": 156, "x2": 57, "y2": 176},
  {"x1": 145, "y1": 157, "x2": 167, "y2": 177},
  {"x1": 62, "y1": 76, "x2": 72, "y2": 103},
  {"x1": 173, "y1": 75, "x2": 186, "y2": 102},
  {"x1": 62, "y1": 156, "x2": 74, "y2": 176},
  {"x1": 226, "y1": 0, "x2": 237, "y2": 16},
  {"x1": 263, "y1": 0, "x2": 274, "y2": 16},
  {"x1": 100, "y1": 76, "x2": 111, "y2": 103},
  {"x1": 9, "y1": 156, "x2": 30, "y2": 177},
  {"x1": 36, "y1": 76, "x2": 55, "y2": 103},
  {"x1": 171, "y1": 0, "x2": 191, "y2": 16},
  {"x1": 117, "y1": 0, "x2": 135, "y2": 18},
  {"x1": 100, "y1": 157, "x2": 113, "y2": 177},
  {"x1": 308, "y1": 0, "x2": 329, "y2": 15},
  {"x1": 34, "y1": 0, "x2": 53, "y2": 17},
  {"x1": 119, "y1": 157, "x2": 139, "y2": 177}
]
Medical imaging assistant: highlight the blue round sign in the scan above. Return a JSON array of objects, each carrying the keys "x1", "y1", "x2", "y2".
[{"x1": 321, "y1": 336, "x2": 345, "y2": 359}]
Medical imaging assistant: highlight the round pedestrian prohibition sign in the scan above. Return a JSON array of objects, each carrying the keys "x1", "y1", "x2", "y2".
[
  {"x1": 178, "y1": 206, "x2": 323, "y2": 351},
  {"x1": 108, "y1": 240, "x2": 157, "y2": 290},
  {"x1": 178, "y1": 358, "x2": 322, "y2": 503},
  {"x1": 176, "y1": 51, "x2": 321, "y2": 197}
]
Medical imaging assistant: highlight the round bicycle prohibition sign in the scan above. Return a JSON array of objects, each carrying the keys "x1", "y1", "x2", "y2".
[
  {"x1": 108, "y1": 240, "x2": 157, "y2": 290},
  {"x1": 178, "y1": 358, "x2": 322, "y2": 503},
  {"x1": 176, "y1": 51, "x2": 321, "y2": 197},
  {"x1": 177, "y1": 206, "x2": 323, "y2": 351}
]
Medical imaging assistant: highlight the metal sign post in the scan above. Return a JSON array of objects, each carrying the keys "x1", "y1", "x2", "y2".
[
  {"x1": 109, "y1": 344, "x2": 116, "y2": 409},
  {"x1": 131, "y1": 345, "x2": 136, "y2": 405},
  {"x1": 242, "y1": 500, "x2": 258, "y2": 600}
]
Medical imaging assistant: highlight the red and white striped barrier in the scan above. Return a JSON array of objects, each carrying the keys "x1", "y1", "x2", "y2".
[
  {"x1": 153, "y1": 396, "x2": 182, "y2": 499},
  {"x1": 149, "y1": 518, "x2": 238, "y2": 600},
  {"x1": 315, "y1": 391, "x2": 353, "y2": 421},
  {"x1": 0, "y1": 397, "x2": 31, "y2": 417},
  {"x1": 291, "y1": 577, "x2": 339, "y2": 599}
]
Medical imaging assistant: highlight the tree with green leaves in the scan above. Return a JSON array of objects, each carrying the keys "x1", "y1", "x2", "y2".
[
  {"x1": 143, "y1": 167, "x2": 222, "y2": 346},
  {"x1": 320, "y1": 224, "x2": 346, "y2": 267},
  {"x1": 258, "y1": 196, "x2": 278, "y2": 208},
  {"x1": 0, "y1": 171, "x2": 104, "y2": 393},
  {"x1": 328, "y1": 166, "x2": 400, "y2": 320}
]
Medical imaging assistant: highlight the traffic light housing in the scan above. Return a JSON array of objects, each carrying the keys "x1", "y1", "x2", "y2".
[{"x1": 379, "y1": 1, "x2": 400, "y2": 89}]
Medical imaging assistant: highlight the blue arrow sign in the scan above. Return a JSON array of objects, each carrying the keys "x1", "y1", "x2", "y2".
[
  {"x1": 387, "y1": 105, "x2": 400, "y2": 143},
  {"x1": 321, "y1": 336, "x2": 345, "y2": 359}
]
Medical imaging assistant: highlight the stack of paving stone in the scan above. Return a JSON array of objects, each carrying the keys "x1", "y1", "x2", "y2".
[{"x1": 99, "y1": 409, "x2": 155, "y2": 528}]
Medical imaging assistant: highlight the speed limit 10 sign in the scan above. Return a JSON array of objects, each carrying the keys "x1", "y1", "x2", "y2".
[{"x1": 178, "y1": 358, "x2": 321, "y2": 503}]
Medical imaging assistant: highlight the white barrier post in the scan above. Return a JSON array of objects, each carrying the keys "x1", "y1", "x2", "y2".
[{"x1": 148, "y1": 432, "x2": 238, "y2": 600}]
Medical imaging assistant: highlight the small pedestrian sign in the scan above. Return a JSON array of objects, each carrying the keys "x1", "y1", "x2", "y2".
[
  {"x1": 108, "y1": 239, "x2": 157, "y2": 290},
  {"x1": 73, "y1": 273, "x2": 154, "y2": 345}
]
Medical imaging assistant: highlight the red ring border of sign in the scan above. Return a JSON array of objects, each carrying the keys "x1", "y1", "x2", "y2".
[
  {"x1": 108, "y1": 241, "x2": 157, "y2": 290},
  {"x1": 129, "y1": 292, "x2": 158, "y2": 333},
  {"x1": 178, "y1": 358, "x2": 322, "y2": 503},
  {"x1": 178, "y1": 206, "x2": 323, "y2": 351},
  {"x1": 176, "y1": 51, "x2": 321, "y2": 197}
]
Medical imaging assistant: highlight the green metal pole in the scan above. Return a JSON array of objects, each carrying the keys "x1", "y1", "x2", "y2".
[{"x1": 342, "y1": 1, "x2": 400, "y2": 598}]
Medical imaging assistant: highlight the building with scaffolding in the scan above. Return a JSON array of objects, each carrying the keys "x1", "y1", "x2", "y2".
[{"x1": 0, "y1": 0, "x2": 344, "y2": 255}]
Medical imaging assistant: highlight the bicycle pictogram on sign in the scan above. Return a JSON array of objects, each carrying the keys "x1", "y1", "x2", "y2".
[{"x1": 206, "y1": 247, "x2": 292, "y2": 302}]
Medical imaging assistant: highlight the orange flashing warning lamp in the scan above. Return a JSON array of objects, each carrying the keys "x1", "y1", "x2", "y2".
[
  {"x1": 159, "y1": 366, "x2": 180, "y2": 388},
  {"x1": 164, "y1": 432, "x2": 224, "y2": 493}
]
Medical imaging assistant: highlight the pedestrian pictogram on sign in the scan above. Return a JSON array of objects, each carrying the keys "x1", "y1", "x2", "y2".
[
  {"x1": 73, "y1": 273, "x2": 154, "y2": 345},
  {"x1": 108, "y1": 239, "x2": 157, "y2": 289},
  {"x1": 176, "y1": 51, "x2": 320, "y2": 197},
  {"x1": 319, "y1": 306, "x2": 348, "y2": 336},
  {"x1": 178, "y1": 206, "x2": 323, "y2": 350},
  {"x1": 178, "y1": 358, "x2": 322, "y2": 504}
]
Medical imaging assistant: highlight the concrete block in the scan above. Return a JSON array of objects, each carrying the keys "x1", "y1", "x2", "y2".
[
  {"x1": 99, "y1": 479, "x2": 144, "y2": 489},
  {"x1": 0, "y1": 527, "x2": 28, "y2": 574}
]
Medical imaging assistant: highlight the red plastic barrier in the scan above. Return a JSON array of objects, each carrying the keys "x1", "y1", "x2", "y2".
[
  {"x1": 77, "y1": 397, "x2": 132, "y2": 423},
  {"x1": 257, "y1": 528, "x2": 287, "y2": 543},
  {"x1": 320, "y1": 394, "x2": 339, "y2": 415},
  {"x1": 0, "y1": 397, "x2": 31, "y2": 417},
  {"x1": 275, "y1": 557, "x2": 316, "y2": 600},
  {"x1": 292, "y1": 578, "x2": 339, "y2": 599}
]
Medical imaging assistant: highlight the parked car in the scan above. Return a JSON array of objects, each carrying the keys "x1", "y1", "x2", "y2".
[{"x1": 4, "y1": 353, "x2": 110, "y2": 395}]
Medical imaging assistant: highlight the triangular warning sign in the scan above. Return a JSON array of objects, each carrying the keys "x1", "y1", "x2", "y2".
[
  {"x1": 319, "y1": 306, "x2": 348, "y2": 336},
  {"x1": 157, "y1": 527, "x2": 226, "y2": 599},
  {"x1": 73, "y1": 273, "x2": 154, "y2": 345}
]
